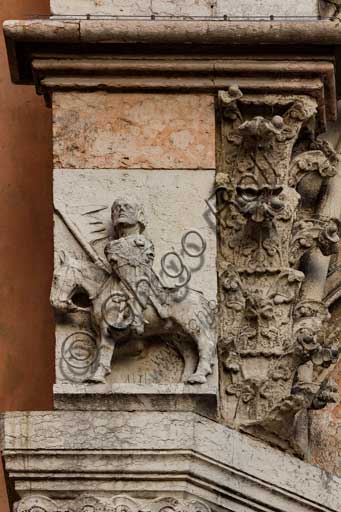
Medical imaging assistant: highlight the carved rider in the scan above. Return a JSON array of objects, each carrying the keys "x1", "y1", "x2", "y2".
[{"x1": 105, "y1": 198, "x2": 167, "y2": 335}]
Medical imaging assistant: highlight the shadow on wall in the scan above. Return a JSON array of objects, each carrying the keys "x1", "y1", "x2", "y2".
[{"x1": 0, "y1": 1, "x2": 53, "y2": 511}]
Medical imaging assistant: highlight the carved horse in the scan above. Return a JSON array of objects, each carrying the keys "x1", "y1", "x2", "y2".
[{"x1": 51, "y1": 253, "x2": 217, "y2": 384}]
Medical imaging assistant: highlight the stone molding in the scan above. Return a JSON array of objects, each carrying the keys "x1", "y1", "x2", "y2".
[
  {"x1": 1, "y1": 411, "x2": 341, "y2": 512},
  {"x1": 5, "y1": 19, "x2": 341, "y2": 46},
  {"x1": 35, "y1": 59, "x2": 335, "y2": 130},
  {"x1": 4, "y1": 19, "x2": 341, "y2": 130}
]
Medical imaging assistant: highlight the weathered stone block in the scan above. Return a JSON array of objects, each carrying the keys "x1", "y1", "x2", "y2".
[
  {"x1": 53, "y1": 92, "x2": 216, "y2": 169},
  {"x1": 50, "y1": 0, "x2": 153, "y2": 16},
  {"x1": 51, "y1": 0, "x2": 217, "y2": 17},
  {"x1": 151, "y1": 0, "x2": 215, "y2": 17},
  {"x1": 52, "y1": 169, "x2": 218, "y2": 408},
  {"x1": 50, "y1": 0, "x2": 319, "y2": 18},
  {"x1": 216, "y1": 0, "x2": 319, "y2": 17},
  {"x1": 53, "y1": 383, "x2": 218, "y2": 417}
]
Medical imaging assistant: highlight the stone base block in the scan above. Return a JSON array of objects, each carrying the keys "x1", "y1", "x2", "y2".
[
  {"x1": 53, "y1": 383, "x2": 218, "y2": 418},
  {"x1": 1, "y1": 411, "x2": 341, "y2": 512}
]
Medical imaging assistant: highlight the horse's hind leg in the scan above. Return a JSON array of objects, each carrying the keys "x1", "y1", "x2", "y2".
[
  {"x1": 88, "y1": 322, "x2": 115, "y2": 383},
  {"x1": 171, "y1": 337, "x2": 195, "y2": 382},
  {"x1": 187, "y1": 329, "x2": 216, "y2": 384}
]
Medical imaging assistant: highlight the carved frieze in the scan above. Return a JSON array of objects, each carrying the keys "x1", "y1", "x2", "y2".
[
  {"x1": 217, "y1": 87, "x2": 340, "y2": 453},
  {"x1": 15, "y1": 495, "x2": 212, "y2": 512}
]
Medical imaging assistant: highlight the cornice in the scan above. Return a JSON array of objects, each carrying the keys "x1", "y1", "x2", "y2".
[
  {"x1": 3, "y1": 19, "x2": 341, "y2": 131},
  {"x1": 4, "y1": 19, "x2": 341, "y2": 85},
  {"x1": 4, "y1": 19, "x2": 341, "y2": 46},
  {"x1": 1, "y1": 411, "x2": 341, "y2": 512}
]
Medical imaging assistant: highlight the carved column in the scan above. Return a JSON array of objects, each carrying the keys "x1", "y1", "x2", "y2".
[
  {"x1": 1, "y1": 4, "x2": 341, "y2": 512},
  {"x1": 216, "y1": 89, "x2": 340, "y2": 454}
]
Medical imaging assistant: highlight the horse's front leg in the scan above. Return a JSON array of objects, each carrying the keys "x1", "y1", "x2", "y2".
[
  {"x1": 187, "y1": 329, "x2": 216, "y2": 384},
  {"x1": 89, "y1": 321, "x2": 115, "y2": 383}
]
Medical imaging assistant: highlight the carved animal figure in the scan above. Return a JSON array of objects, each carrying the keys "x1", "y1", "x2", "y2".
[{"x1": 51, "y1": 253, "x2": 216, "y2": 384}]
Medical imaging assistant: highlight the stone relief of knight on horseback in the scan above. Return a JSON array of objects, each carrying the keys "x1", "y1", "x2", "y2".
[{"x1": 51, "y1": 197, "x2": 217, "y2": 385}]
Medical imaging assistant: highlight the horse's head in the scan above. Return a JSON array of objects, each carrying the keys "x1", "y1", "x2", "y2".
[{"x1": 50, "y1": 251, "x2": 91, "y2": 313}]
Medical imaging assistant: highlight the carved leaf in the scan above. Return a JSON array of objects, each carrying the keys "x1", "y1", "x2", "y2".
[
  {"x1": 15, "y1": 496, "x2": 60, "y2": 512},
  {"x1": 289, "y1": 150, "x2": 336, "y2": 187}
]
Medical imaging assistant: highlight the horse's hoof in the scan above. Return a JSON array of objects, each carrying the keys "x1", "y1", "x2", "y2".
[
  {"x1": 187, "y1": 373, "x2": 207, "y2": 384},
  {"x1": 86, "y1": 375, "x2": 106, "y2": 384},
  {"x1": 86, "y1": 368, "x2": 107, "y2": 384}
]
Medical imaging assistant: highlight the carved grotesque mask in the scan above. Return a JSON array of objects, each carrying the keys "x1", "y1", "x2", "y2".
[{"x1": 235, "y1": 184, "x2": 285, "y2": 223}]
